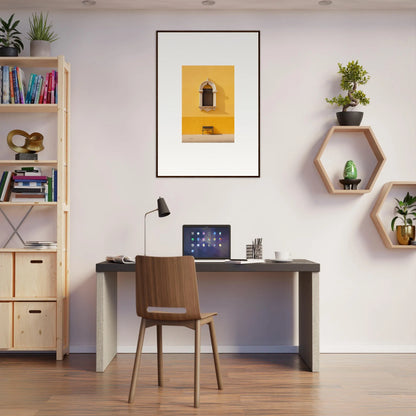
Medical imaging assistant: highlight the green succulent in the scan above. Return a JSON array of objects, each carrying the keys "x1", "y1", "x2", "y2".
[
  {"x1": 27, "y1": 12, "x2": 59, "y2": 43},
  {"x1": 391, "y1": 192, "x2": 416, "y2": 231},
  {"x1": 326, "y1": 60, "x2": 370, "y2": 112},
  {"x1": 0, "y1": 14, "x2": 24, "y2": 53}
]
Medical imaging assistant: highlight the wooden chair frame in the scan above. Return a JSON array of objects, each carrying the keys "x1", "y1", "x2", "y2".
[{"x1": 128, "y1": 255, "x2": 223, "y2": 408}]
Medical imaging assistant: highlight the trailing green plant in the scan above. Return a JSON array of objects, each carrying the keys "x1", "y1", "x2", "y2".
[
  {"x1": 326, "y1": 60, "x2": 370, "y2": 111},
  {"x1": 391, "y1": 192, "x2": 416, "y2": 231},
  {"x1": 27, "y1": 12, "x2": 58, "y2": 42},
  {"x1": 0, "y1": 14, "x2": 24, "y2": 53}
]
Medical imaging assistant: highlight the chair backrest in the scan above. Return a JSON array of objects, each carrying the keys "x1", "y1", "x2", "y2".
[{"x1": 135, "y1": 255, "x2": 202, "y2": 321}]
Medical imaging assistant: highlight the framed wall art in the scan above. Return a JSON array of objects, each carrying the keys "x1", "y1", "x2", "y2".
[{"x1": 156, "y1": 30, "x2": 260, "y2": 177}]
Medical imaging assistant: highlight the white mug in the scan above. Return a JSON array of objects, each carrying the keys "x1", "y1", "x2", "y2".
[{"x1": 274, "y1": 250, "x2": 291, "y2": 261}]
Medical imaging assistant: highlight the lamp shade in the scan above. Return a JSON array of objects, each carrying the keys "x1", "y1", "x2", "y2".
[{"x1": 157, "y1": 197, "x2": 170, "y2": 217}]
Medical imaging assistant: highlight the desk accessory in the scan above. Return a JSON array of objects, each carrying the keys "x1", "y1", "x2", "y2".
[{"x1": 143, "y1": 197, "x2": 170, "y2": 255}]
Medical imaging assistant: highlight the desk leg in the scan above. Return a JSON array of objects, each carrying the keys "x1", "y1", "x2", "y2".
[
  {"x1": 96, "y1": 271, "x2": 118, "y2": 372},
  {"x1": 298, "y1": 271, "x2": 319, "y2": 372}
]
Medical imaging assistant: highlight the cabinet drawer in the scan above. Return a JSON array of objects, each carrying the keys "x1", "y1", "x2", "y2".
[
  {"x1": 0, "y1": 302, "x2": 12, "y2": 349},
  {"x1": 15, "y1": 253, "x2": 57, "y2": 297},
  {"x1": 14, "y1": 302, "x2": 56, "y2": 349},
  {"x1": 0, "y1": 253, "x2": 13, "y2": 297}
]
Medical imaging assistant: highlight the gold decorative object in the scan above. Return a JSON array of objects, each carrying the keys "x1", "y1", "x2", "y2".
[{"x1": 7, "y1": 129, "x2": 44, "y2": 154}]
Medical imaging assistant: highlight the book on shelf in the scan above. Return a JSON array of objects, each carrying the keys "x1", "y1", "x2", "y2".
[
  {"x1": 0, "y1": 172, "x2": 14, "y2": 202},
  {"x1": 106, "y1": 255, "x2": 135, "y2": 264},
  {"x1": 24, "y1": 240, "x2": 57, "y2": 250},
  {"x1": 0, "y1": 66, "x2": 57, "y2": 105}
]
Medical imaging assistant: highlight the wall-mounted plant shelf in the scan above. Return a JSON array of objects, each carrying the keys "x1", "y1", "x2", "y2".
[
  {"x1": 314, "y1": 126, "x2": 386, "y2": 194},
  {"x1": 371, "y1": 181, "x2": 416, "y2": 249}
]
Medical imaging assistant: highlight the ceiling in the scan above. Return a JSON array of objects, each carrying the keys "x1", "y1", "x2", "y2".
[{"x1": 2, "y1": 0, "x2": 416, "y2": 11}]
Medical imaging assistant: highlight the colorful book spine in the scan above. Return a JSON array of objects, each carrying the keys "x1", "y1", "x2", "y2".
[
  {"x1": 16, "y1": 67, "x2": 25, "y2": 104},
  {"x1": 34, "y1": 75, "x2": 43, "y2": 104},
  {"x1": 53, "y1": 168, "x2": 57, "y2": 202},
  {"x1": 13, "y1": 175, "x2": 48, "y2": 181},
  {"x1": 0, "y1": 172, "x2": 13, "y2": 202},
  {"x1": 54, "y1": 70, "x2": 58, "y2": 103},
  {"x1": 0, "y1": 66, "x2": 2, "y2": 103},
  {"x1": 25, "y1": 73, "x2": 35, "y2": 103},
  {"x1": 42, "y1": 74, "x2": 49, "y2": 104},
  {"x1": 2, "y1": 66, "x2": 9, "y2": 103},
  {"x1": 9, "y1": 67, "x2": 14, "y2": 104},
  {"x1": 12, "y1": 67, "x2": 20, "y2": 104},
  {"x1": 0, "y1": 171, "x2": 7, "y2": 196},
  {"x1": 47, "y1": 176, "x2": 52, "y2": 202}
]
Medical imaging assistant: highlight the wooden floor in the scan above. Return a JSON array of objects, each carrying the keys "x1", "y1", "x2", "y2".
[{"x1": 0, "y1": 353, "x2": 415, "y2": 416}]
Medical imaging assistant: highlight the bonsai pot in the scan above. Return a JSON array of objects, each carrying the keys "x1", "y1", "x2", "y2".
[
  {"x1": 0, "y1": 47, "x2": 18, "y2": 56},
  {"x1": 396, "y1": 225, "x2": 415, "y2": 245},
  {"x1": 30, "y1": 40, "x2": 51, "y2": 57},
  {"x1": 336, "y1": 111, "x2": 363, "y2": 126}
]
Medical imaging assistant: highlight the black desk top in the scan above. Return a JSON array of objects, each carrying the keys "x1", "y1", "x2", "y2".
[{"x1": 96, "y1": 259, "x2": 320, "y2": 273}]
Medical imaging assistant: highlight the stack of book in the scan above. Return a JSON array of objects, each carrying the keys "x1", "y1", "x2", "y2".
[
  {"x1": 24, "y1": 241, "x2": 57, "y2": 250},
  {"x1": 0, "y1": 66, "x2": 58, "y2": 104},
  {"x1": 0, "y1": 166, "x2": 58, "y2": 202}
]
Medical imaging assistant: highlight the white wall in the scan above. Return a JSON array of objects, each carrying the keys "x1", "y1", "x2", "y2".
[{"x1": 2, "y1": 9, "x2": 416, "y2": 353}]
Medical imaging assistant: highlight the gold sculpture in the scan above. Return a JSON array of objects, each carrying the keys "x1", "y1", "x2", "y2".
[{"x1": 7, "y1": 129, "x2": 44, "y2": 155}]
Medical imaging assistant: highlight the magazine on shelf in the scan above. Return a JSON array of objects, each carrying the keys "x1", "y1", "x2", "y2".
[{"x1": 106, "y1": 255, "x2": 135, "y2": 264}]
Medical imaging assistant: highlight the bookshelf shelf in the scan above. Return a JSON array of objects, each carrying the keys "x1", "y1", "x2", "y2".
[
  {"x1": 0, "y1": 56, "x2": 70, "y2": 360},
  {"x1": 0, "y1": 160, "x2": 58, "y2": 166},
  {"x1": 0, "y1": 104, "x2": 58, "y2": 113}
]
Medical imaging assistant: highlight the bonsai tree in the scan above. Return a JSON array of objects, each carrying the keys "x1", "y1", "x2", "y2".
[
  {"x1": 0, "y1": 14, "x2": 24, "y2": 53},
  {"x1": 326, "y1": 60, "x2": 370, "y2": 111},
  {"x1": 27, "y1": 12, "x2": 59, "y2": 43},
  {"x1": 391, "y1": 192, "x2": 416, "y2": 231}
]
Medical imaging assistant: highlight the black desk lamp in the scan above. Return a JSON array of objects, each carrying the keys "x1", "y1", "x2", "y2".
[{"x1": 144, "y1": 197, "x2": 170, "y2": 255}]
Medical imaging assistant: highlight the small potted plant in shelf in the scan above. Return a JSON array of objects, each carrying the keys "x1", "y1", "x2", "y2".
[
  {"x1": 27, "y1": 12, "x2": 59, "y2": 57},
  {"x1": 326, "y1": 60, "x2": 370, "y2": 126},
  {"x1": 391, "y1": 192, "x2": 416, "y2": 245},
  {"x1": 0, "y1": 14, "x2": 24, "y2": 56}
]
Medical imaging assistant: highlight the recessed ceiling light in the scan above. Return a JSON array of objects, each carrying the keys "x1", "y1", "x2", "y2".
[
  {"x1": 82, "y1": 0, "x2": 96, "y2": 5},
  {"x1": 318, "y1": 0, "x2": 332, "y2": 5},
  {"x1": 202, "y1": 0, "x2": 215, "y2": 6}
]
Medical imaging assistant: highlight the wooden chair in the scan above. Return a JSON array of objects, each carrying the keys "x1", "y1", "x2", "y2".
[{"x1": 128, "y1": 255, "x2": 223, "y2": 408}]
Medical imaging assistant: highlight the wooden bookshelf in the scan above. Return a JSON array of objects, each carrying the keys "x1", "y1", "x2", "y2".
[{"x1": 0, "y1": 56, "x2": 70, "y2": 359}]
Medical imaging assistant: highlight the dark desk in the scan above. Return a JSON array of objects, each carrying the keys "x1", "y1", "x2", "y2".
[{"x1": 96, "y1": 259, "x2": 320, "y2": 372}]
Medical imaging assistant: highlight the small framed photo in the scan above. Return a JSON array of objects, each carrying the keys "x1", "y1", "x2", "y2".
[{"x1": 156, "y1": 30, "x2": 260, "y2": 177}]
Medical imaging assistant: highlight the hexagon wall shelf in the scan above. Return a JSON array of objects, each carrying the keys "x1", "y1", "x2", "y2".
[
  {"x1": 370, "y1": 181, "x2": 416, "y2": 249},
  {"x1": 314, "y1": 126, "x2": 386, "y2": 194}
]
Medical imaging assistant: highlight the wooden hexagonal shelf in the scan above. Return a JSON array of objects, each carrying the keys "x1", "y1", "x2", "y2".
[
  {"x1": 314, "y1": 126, "x2": 386, "y2": 194},
  {"x1": 370, "y1": 181, "x2": 416, "y2": 249}
]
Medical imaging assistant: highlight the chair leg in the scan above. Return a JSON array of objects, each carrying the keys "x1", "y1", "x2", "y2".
[
  {"x1": 194, "y1": 320, "x2": 201, "y2": 408},
  {"x1": 128, "y1": 318, "x2": 146, "y2": 403},
  {"x1": 157, "y1": 324, "x2": 163, "y2": 387},
  {"x1": 208, "y1": 320, "x2": 223, "y2": 390}
]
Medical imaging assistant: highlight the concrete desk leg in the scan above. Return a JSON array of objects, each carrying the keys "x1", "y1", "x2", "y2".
[
  {"x1": 298, "y1": 271, "x2": 319, "y2": 372},
  {"x1": 96, "y1": 271, "x2": 118, "y2": 372}
]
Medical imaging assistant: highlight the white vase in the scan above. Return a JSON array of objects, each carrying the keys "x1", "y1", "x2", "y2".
[{"x1": 30, "y1": 40, "x2": 51, "y2": 57}]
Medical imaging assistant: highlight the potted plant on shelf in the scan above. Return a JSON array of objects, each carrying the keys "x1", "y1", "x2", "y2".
[
  {"x1": 326, "y1": 60, "x2": 370, "y2": 126},
  {"x1": 391, "y1": 192, "x2": 416, "y2": 245},
  {"x1": 0, "y1": 14, "x2": 24, "y2": 56},
  {"x1": 27, "y1": 12, "x2": 58, "y2": 57}
]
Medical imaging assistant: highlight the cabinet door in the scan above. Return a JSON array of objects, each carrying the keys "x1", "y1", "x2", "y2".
[
  {"x1": 0, "y1": 253, "x2": 13, "y2": 297},
  {"x1": 15, "y1": 253, "x2": 57, "y2": 298},
  {"x1": 14, "y1": 302, "x2": 56, "y2": 349},
  {"x1": 0, "y1": 302, "x2": 12, "y2": 349}
]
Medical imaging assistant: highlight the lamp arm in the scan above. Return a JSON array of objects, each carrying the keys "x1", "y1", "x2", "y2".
[{"x1": 144, "y1": 208, "x2": 158, "y2": 256}]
